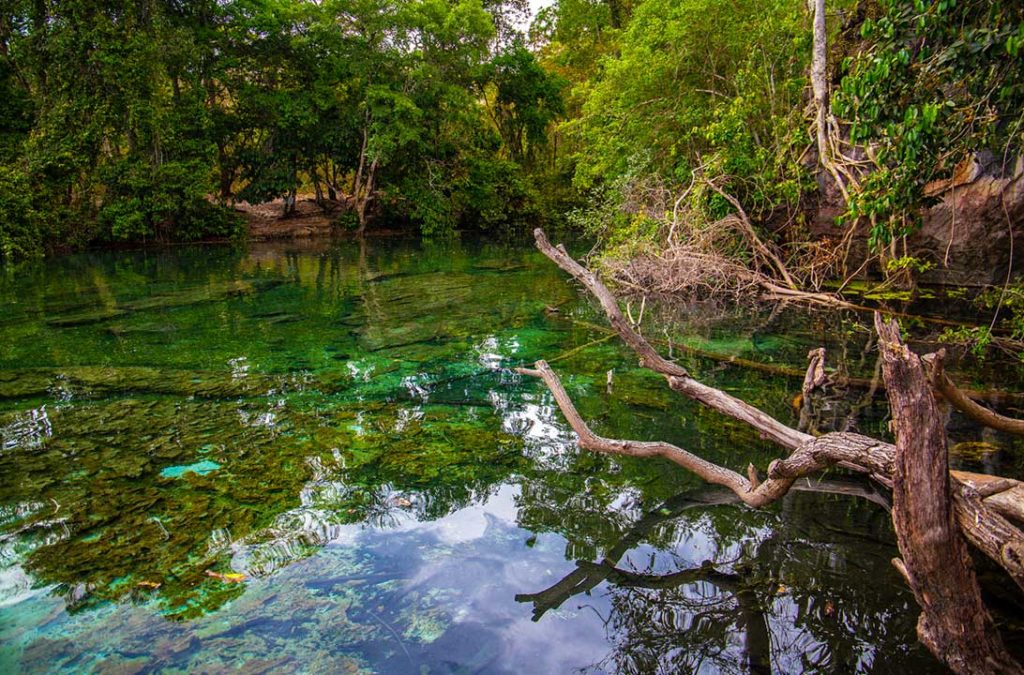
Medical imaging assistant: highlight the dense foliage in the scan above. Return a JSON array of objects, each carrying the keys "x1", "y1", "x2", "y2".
[
  {"x1": 0, "y1": 0, "x2": 566, "y2": 259},
  {"x1": 834, "y1": 0, "x2": 1024, "y2": 248},
  {"x1": 536, "y1": 0, "x2": 825, "y2": 249},
  {"x1": 3, "y1": 0, "x2": 1022, "y2": 266},
  {"x1": 539, "y1": 0, "x2": 1022, "y2": 268}
]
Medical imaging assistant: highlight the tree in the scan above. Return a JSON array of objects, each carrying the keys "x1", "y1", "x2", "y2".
[
  {"x1": 0, "y1": 0, "x2": 566, "y2": 257},
  {"x1": 482, "y1": 46, "x2": 565, "y2": 165}
]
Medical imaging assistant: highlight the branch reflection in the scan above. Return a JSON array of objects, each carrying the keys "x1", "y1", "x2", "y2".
[{"x1": 517, "y1": 480, "x2": 927, "y2": 674}]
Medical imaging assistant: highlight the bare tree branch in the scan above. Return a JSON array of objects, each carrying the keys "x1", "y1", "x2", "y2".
[
  {"x1": 924, "y1": 350, "x2": 1024, "y2": 436},
  {"x1": 533, "y1": 228, "x2": 809, "y2": 449},
  {"x1": 526, "y1": 228, "x2": 1024, "y2": 596},
  {"x1": 703, "y1": 178, "x2": 799, "y2": 290}
]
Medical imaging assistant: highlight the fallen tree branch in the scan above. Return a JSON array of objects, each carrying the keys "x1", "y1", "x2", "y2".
[
  {"x1": 702, "y1": 179, "x2": 799, "y2": 290},
  {"x1": 758, "y1": 278, "x2": 858, "y2": 309},
  {"x1": 803, "y1": 347, "x2": 828, "y2": 395},
  {"x1": 533, "y1": 229, "x2": 809, "y2": 450},
  {"x1": 925, "y1": 350, "x2": 1024, "y2": 436},
  {"x1": 954, "y1": 471, "x2": 1024, "y2": 523},
  {"x1": 516, "y1": 358, "x2": 1024, "y2": 669},
  {"x1": 517, "y1": 360, "x2": 897, "y2": 509},
  {"x1": 517, "y1": 355, "x2": 1024, "y2": 589},
  {"x1": 798, "y1": 347, "x2": 830, "y2": 434},
  {"x1": 553, "y1": 315, "x2": 1024, "y2": 406},
  {"x1": 526, "y1": 228, "x2": 1024, "y2": 596}
]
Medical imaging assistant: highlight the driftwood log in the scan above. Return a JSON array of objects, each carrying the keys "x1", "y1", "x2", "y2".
[{"x1": 519, "y1": 228, "x2": 1024, "y2": 673}]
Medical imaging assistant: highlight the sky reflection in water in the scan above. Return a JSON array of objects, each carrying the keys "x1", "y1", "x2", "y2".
[{"x1": 0, "y1": 238, "x2": 957, "y2": 672}]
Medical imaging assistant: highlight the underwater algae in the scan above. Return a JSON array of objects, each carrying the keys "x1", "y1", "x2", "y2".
[
  {"x1": 0, "y1": 238, "x2": 982, "y2": 672},
  {"x1": 160, "y1": 461, "x2": 223, "y2": 479}
]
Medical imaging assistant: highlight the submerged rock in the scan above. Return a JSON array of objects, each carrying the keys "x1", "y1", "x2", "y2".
[{"x1": 160, "y1": 460, "x2": 222, "y2": 479}]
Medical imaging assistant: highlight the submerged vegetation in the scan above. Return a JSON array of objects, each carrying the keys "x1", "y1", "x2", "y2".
[
  {"x1": 3, "y1": 239, "x2": 978, "y2": 671},
  {"x1": 3, "y1": 0, "x2": 1024, "y2": 671}
]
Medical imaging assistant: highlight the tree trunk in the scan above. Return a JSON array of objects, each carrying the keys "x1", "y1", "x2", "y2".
[
  {"x1": 810, "y1": 0, "x2": 849, "y2": 202},
  {"x1": 311, "y1": 165, "x2": 324, "y2": 208},
  {"x1": 326, "y1": 159, "x2": 338, "y2": 202},
  {"x1": 353, "y1": 125, "x2": 368, "y2": 198},
  {"x1": 811, "y1": 0, "x2": 828, "y2": 170},
  {"x1": 356, "y1": 158, "x2": 377, "y2": 235},
  {"x1": 283, "y1": 187, "x2": 296, "y2": 218},
  {"x1": 876, "y1": 316, "x2": 1021, "y2": 674},
  {"x1": 218, "y1": 144, "x2": 234, "y2": 201}
]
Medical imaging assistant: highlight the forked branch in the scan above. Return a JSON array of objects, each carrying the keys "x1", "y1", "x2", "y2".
[
  {"x1": 517, "y1": 360, "x2": 892, "y2": 509},
  {"x1": 523, "y1": 228, "x2": 1024, "y2": 672},
  {"x1": 525, "y1": 228, "x2": 1024, "y2": 592}
]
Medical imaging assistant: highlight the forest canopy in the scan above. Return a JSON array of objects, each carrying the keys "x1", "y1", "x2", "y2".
[
  {"x1": 0, "y1": 0, "x2": 567, "y2": 257},
  {"x1": 1, "y1": 0, "x2": 1022, "y2": 268}
]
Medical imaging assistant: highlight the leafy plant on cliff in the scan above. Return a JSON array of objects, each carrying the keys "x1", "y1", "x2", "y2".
[{"x1": 833, "y1": 0, "x2": 1024, "y2": 249}]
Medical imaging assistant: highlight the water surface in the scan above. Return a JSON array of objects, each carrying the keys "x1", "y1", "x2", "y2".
[{"x1": 3, "y1": 237, "x2": 1015, "y2": 673}]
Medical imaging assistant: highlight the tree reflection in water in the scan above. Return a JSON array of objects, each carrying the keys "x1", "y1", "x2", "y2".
[
  {"x1": 0, "y1": 239, "x2": 976, "y2": 671},
  {"x1": 518, "y1": 484, "x2": 935, "y2": 674}
]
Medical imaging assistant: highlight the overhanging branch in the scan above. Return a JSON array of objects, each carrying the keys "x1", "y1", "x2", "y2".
[{"x1": 526, "y1": 228, "x2": 1024, "y2": 597}]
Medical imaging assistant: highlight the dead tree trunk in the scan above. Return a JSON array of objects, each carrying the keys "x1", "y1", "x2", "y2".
[
  {"x1": 521, "y1": 228, "x2": 1024, "y2": 673},
  {"x1": 876, "y1": 316, "x2": 1020, "y2": 673}
]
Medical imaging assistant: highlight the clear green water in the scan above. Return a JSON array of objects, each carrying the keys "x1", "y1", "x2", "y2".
[{"x1": 0, "y1": 237, "x2": 1016, "y2": 673}]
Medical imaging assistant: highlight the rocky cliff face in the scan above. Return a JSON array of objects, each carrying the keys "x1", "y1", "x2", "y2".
[
  {"x1": 912, "y1": 155, "x2": 1024, "y2": 286},
  {"x1": 812, "y1": 154, "x2": 1024, "y2": 287}
]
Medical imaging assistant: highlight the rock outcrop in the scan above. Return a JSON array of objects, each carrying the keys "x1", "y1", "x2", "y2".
[
  {"x1": 913, "y1": 153, "x2": 1024, "y2": 286},
  {"x1": 812, "y1": 153, "x2": 1024, "y2": 286}
]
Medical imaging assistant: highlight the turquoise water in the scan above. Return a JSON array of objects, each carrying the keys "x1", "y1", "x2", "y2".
[{"x1": 1, "y1": 236, "x2": 1014, "y2": 673}]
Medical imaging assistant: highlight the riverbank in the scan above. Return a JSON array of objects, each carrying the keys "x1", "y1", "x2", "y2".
[{"x1": 233, "y1": 194, "x2": 342, "y2": 241}]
